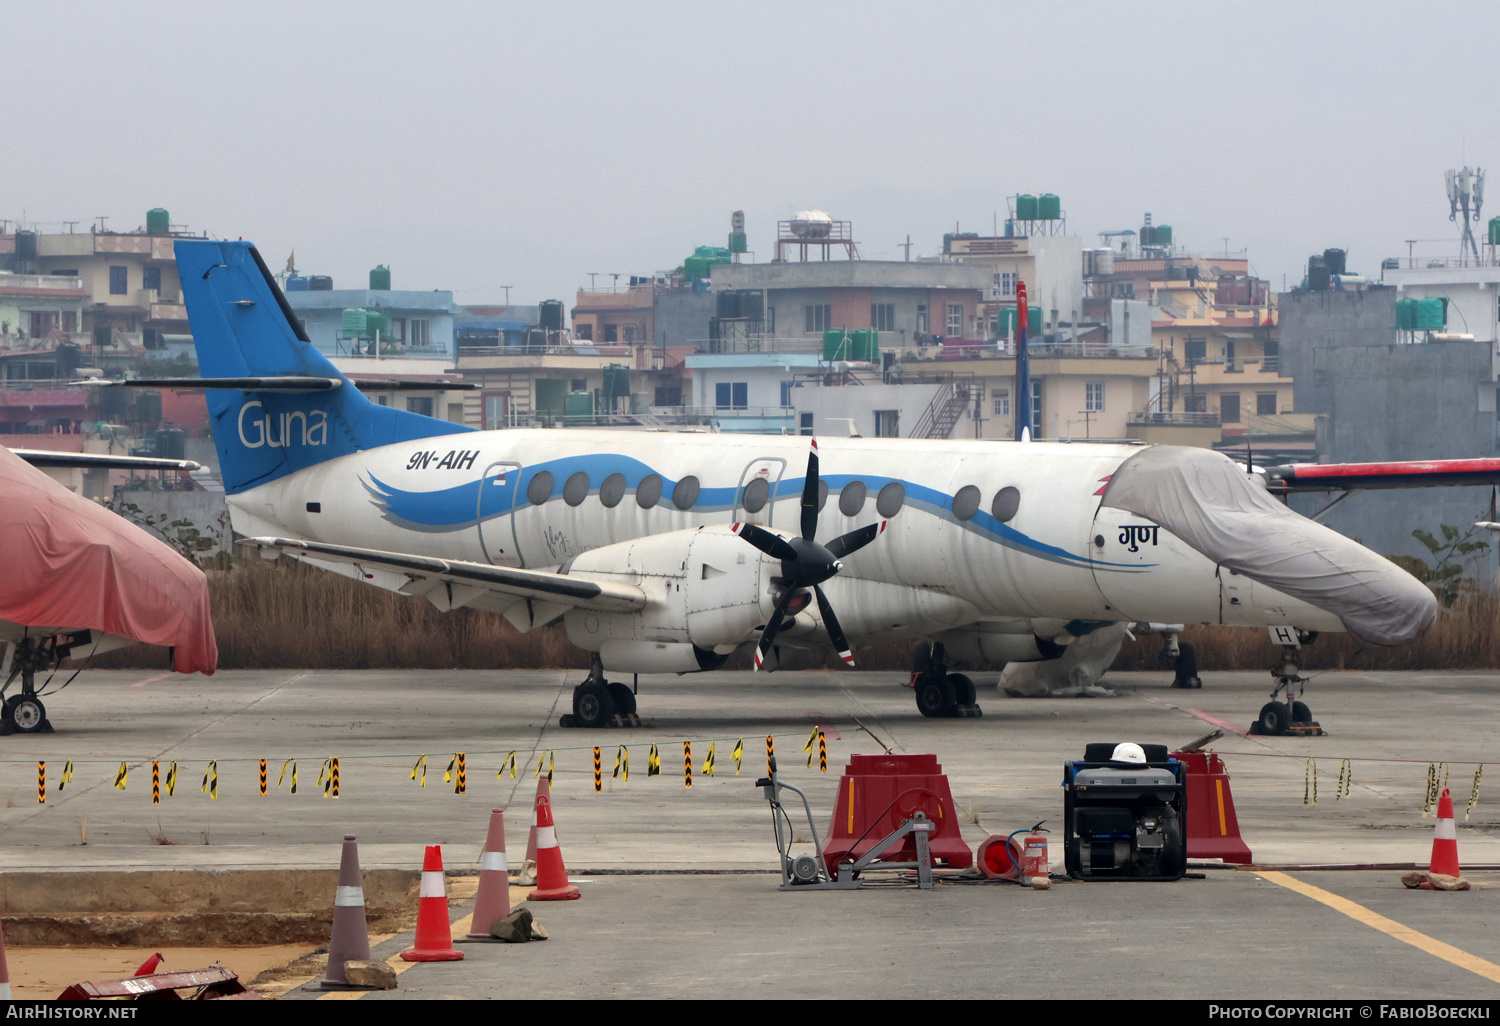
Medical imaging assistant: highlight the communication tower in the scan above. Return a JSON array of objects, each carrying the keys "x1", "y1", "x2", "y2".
[{"x1": 1445, "y1": 166, "x2": 1485, "y2": 264}]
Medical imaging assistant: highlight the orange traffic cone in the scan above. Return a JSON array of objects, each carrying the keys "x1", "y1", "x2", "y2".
[
  {"x1": 527, "y1": 794, "x2": 580, "y2": 901},
  {"x1": 0, "y1": 912, "x2": 10, "y2": 1000},
  {"x1": 467, "y1": 809, "x2": 512, "y2": 939},
  {"x1": 1420, "y1": 789, "x2": 1470, "y2": 890},
  {"x1": 322, "y1": 834, "x2": 373, "y2": 984},
  {"x1": 400, "y1": 845, "x2": 465, "y2": 961},
  {"x1": 522, "y1": 775, "x2": 550, "y2": 876}
]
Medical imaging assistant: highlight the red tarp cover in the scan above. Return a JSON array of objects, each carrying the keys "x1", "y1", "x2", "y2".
[{"x1": 0, "y1": 446, "x2": 217, "y2": 673}]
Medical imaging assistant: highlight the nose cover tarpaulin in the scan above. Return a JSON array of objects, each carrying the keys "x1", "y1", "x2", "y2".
[{"x1": 1103, "y1": 446, "x2": 1437, "y2": 646}]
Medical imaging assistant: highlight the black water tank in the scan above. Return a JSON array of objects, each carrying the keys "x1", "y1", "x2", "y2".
[
  {"x1": 716, "y1": 291, "x2": 741, "y2": 318},
  {"x1": 1323, "y1": 248, "x2": 1347, "y2": 276},
  {"x1": 99, "y1": 387, "x2": 129, "y2": 418},
  {"x1": 740, "y1": 291, "x2": 764, "y2": 321},
  {"x1": 15, "y1": 231, "x2": 37, "y2": 262},
  {"x1": 135, "y1": 389, "x2": 162, "y2": 424},
  {"x1": 309, "y1": 275, "x2": 334, "y2": 291},
  {"x1": 1308, "y1": 255, "x2": 1330, "y2": 291},
  {"x1": 54, "y1": 342, "x2": 80, "y2": 378},
  {"x1": 539, "y1": 300, "x2": 564, "y2": 331}
]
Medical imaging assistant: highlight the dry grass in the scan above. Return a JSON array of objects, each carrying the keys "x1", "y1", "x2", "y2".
[{"x1": 81, "y1": 556, "x2": 1500, "y2": 672}]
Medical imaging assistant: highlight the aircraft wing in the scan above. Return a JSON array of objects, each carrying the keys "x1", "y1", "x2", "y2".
[
  {"x1": 1264, "y1": 457, "x2": 1500, "y2": 493},
  {"x1": 12, "y1": 449, "x2": 202, "y2": 472},
  {"x1": 242, "y1": 537, "x2": 647, "y2": 620}
]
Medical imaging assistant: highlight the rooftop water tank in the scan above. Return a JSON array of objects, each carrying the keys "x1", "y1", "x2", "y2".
[
  {"x1": 370, "y1": 265, "x2": 391, "y2": 291},
  {"x1": 309, "y1": 275, "x2": 334, "y2": 291},
  {"x1": 1038, "y1": 193, "x2": 1061, "y2": 220},
  {"x1": 1015, "y1": 195, "x2": 1039, "y2": 222},
  {"x1": 146, "y1": 208, "x2": 170, "y2": 235},
  {"x1": 789, "y1": 210, "x2": 834, "y2": 238},
  {"x1": 285, "y1": 274, "x2": 309, "y2": 291},
  {"x1": 1323, "y1": 248, "x2": 1347, "y2": 276}
]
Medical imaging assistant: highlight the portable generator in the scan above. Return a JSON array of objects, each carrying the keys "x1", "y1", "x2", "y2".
[{"x1": 1062, "y1": 742, "x2": 1187, "y2": 881}]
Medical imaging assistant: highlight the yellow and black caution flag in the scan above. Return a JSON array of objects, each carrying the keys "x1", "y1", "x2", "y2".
[
  {"x1": 411, "y1": 755, "x2": 428, "y2": 788},
  {"x1": 804, "y1": 726, "x2": 819, "y2": 767},
  {"x1": 818, "y1": 729, "x2": 827, "y2": 773},
  {"x1": 1335, "y1": 759, "x2": 1352, "y2": 800},
  {"x1": 766, "y1": 735, "x2": 774, "y2": 776},
  {"x1": 704, "y1": 740, "x2": 716, "y2": 778},
  {"x1": 330, "y1": 757, "x2": 341, "y2": 798},
  {"x1": 165, "y1": 762, "x2": 178, "y2": 797},
  {"x1": 202, "y1": 760, "x2": 218, "y2": 800},
  {"x1": 593, "y1": 747, "x2": 602, "y2": 793},
  {"x1": 613, "y1": 745, "x2": 628, "y2": 781},
  {"x1": 36, "y1": 760, "x2": 44, "y2": 804},
  {"x1": 548, "y1": 750, "x2": 554, "y2": 784},
  {"x1": 279, "y1": 759, "x2": 298, "y2": 795},
  {"x1": 684, "y1": 741, "x2": 693, "y2": 789},
  {"x1": 58, "y1": 760, "x2": 74, "y2": 793},
  {"x1": 1423, "y1": 763, "x2": 1438, "y2": 817},
  {"x1": 259, "y1": 759, "x2": 268, "y2": 797},
  {"x1": 498, "y1": 751, "x2": 517, "y2": 780},
  {"x1": 319, "y1": 757, "x2": 337, "y2": 797},
  {"x1": 1468, "y1": 765, "x2": 1483, "y2": 821},
  {"x1": 444, "y1": 754, "x2": 457, "y2": 783},
  {"x1": 732, "y1": 738, "x2": 743, "y2": 776},
  {"x1": 454, "y1": 754, "x2": 466, "y2": 795},
  {"x1": 151, "y1": 760, "x2": 160, "y2": 805},
  {"x1": 648, "y1": 743, "x2": 661, "y2": 777},
  {"x1": 1302, "y1": 758, "x2": 1316, "y2": 807},
  {"x1": 114, "y1": 761, "x2": 128, "y2": 791},
  {"x1": 534, "y1": 750, "x2": 554, "y2": 783}
]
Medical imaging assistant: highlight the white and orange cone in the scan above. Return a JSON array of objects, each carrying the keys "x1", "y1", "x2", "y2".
[
  {"x1": 467, "y1": 809, "x2": 512, "y2": 939},
  {"x1": 520, "y1": 775, "x2": 550, "y2": 885},
  {"x1": 527, "y1": 794, "x2": 580, "y2": 901},
  {"x1": 1420, "y1": 789, "x2": 1470, "y2": 891},
  {"x1": 322, "y1": 834, "x2": 373, "y2": 984},
  {"x1": 401, "y1": 845, "x2": 465, "y2": 961}
]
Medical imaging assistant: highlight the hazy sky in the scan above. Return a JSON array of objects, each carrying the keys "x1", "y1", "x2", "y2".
[{"x1": 8, "y1": 2, "x2": 1500, "y2": 304}]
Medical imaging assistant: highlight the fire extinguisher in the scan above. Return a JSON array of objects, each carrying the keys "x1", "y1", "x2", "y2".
[{"x1": 1022, "y1": 821, "x2": 1050, "y2": 881}]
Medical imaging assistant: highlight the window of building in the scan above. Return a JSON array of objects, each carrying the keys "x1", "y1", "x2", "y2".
[
  {"x1": 409, "y1": 318, "x2": 431, "y2": 348},
  {"x1": 109, "y1": 266, "x2": 128, "y2": 295},
  {"x1": 1085, "y1": 382, "x2": 1105, "y2": 412},
  {"x1": 805, "y1": 304, "x2": 831, "y2": 332},
  {"x1": 62, "y1": 311, "x2": 77, "y2": 333},
  {"x1": 604, "y1": 323, "x2": 618, "y2": 343},
  {"x1": 142, "y1": 266, "x2": 162, "y2": 291},
  {"x1": 1257, "y1": 392, "x2": 1278, "y2": 416},
  {"x1": 780, "y1": 381, "x2": 797, "y2": 408},
  {"x1": 916, "y1": 304, "x2": 928, "y2": 334},
  {"x1": 1185, "y1": 337, "x2": 1206, "y2": 364},
  {"x1": 376, "y1": 395, "x2": 389, "y2": 406},
  {"x1": 1220, "y1": 392, "x2": 1241, "y2": 423},
  {"x1": 484, "y1": 393, "x2": 509, "y2": 429},
  {"x1": 715, "y1": 382, "x2": 748, "y2": 410},
  {"x1": 655, "y1": 386, "x2": 682, "y2": 407},
  {"x1": 1262, "y1": 337, "x2": 1279, "y2": 371},
  {"x1": 624, "y1": 325, "x2": 636, "y2": 344},
  {"x1": 875, "y1": 410, "x2": 899, "y2": 437},
  {"x1": 406, "y1": 396, "x2": 434, "y2": 417},
  {"x1": 570, "y1": 378, "x2": 587, "y2": 392},
  {"x1": 1185, "y1": 393, "x2": 1207, "y2": 413},
  {"x1": 389, "y1": 317, "x2": 406, "y2": 341},
  {"x1": 27, "y1": 311, "x2": 59, "y2": 338},
  {"x1": 800, "y1": 412, "x2": 814, "y2": 436},
  {"x1": 946, "y1": 303, "x2": 963, "y2": 337},
  {"x1": 576, "y1": 323, "x2": 593, "y2": 341},
  {"x1": 871, "y1": 303, "x2": 895, "y2": 332},
  {"x1": 993, "y1": 391, "x2": 1010, "y2": 418}
]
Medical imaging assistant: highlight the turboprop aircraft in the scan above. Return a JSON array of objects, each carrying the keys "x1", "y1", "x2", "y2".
[{"x1": 162, "y1": 239, "x2": 1443, "y2": 734}]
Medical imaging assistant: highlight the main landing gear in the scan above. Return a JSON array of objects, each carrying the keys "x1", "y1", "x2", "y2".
[
  {"x1": 1248, "y1": 634, "x2": 1323, "y2": 737},
  {"x1": 907, "y1": 643, "x2": 982, "y2": 719},
  {"x1": 1, "y1": 638, "x2": 55, "y2": 736},
  {"x1": 559, "y1": 655, "x2": 642, "y2": 729}
]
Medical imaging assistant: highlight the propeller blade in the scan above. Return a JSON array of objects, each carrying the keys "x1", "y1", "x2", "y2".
[
  {"x1": 753, "y1": 591, "x2": 796, "y2": 672},
  {"x1": 813, "y1": 584, "x2": 855, "y2": 667},
  {"x1": 801, "y1": 438, "x2": 820, "y2": 541},
  {"x1": 825, "y1": 521, "x2": 885, "y2": 560},
  {"x1": 732, "y1": 521, "x2": 796, "y2": 562}
]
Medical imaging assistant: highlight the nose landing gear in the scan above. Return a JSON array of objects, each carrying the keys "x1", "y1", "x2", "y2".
[
  {"x1": 907, "y1": 643, "x2": 982, "y2": 719},
  {"x1": 559, "y1": 656, "x2": 643, "y2": 729},
  {"x1": 1248, "y1": 634, "x2": 1324, "y2": 736}
]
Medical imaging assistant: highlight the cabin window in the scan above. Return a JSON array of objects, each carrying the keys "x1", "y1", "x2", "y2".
[
  {"x1": 876, "y1": 482, "x2": 905, "y2": 518},
  {"x1": 672, "y1": 476, "x2": 700, "y2": 510},
  {"x1": 599, "y1": 473, "x2": 626, "y2": 508},
  {"x1": 952, "y1": 485, "x2": 981, "y2": 521},
  {"x1": 563, "y1": 472, "x2": 590, "y2": 506},
  {"x1": 742, "y1": 477, "x2": 770, "y2": 513},
  {"x1": 527, "y1": 471, "x2": 554, "y2": 505},
  {"x1": 636, "y1": 474, "x2": 663, "y2": 508},
  {"x1": 992, "y1": 486, "x2": 1020, "y2": 522},
  {"x1": 838, "y1": 481, "x2": 866, "y2": 517}
]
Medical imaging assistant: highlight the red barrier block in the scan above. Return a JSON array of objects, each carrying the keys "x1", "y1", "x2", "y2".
[
  {"x1": 1171, "y1": 750, "x2": 1252, "y2": 864},
  {"x1": 821, "y1": 754, "x2": 973, "y2": 869}
]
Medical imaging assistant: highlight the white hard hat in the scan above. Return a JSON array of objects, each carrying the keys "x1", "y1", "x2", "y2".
[{"x1": 1110, "y1": 742, "x2": 1146, "y2": 765}]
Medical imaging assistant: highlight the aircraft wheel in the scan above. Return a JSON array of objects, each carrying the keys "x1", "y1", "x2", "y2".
[
  {"x1": 947, "y1": 673, "x2": 976, "y2": 706},
  {"x1": 8, "y1": 696, "x2": 46, "y2": 734},
  {"x1": 916, "y1": 676, "x2": 957, "y2": 718},
  {"x1": 1172, "y1": 642, "x2": 1201, "y2": 688},
  {"x1": 1292, "y1": 701, "x2": 1312, "y2": 724},
  {"x1": 1256, "y1": 701, "x2": 1289, "y2": 736},
  {"x1": 607, "y1": 682, "x2": 637, "y2": 717},
  {"x1": 572, "y1": 682, "x2": 616, "y2": 729}
]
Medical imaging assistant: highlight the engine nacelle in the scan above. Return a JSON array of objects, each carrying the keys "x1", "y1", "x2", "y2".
[{"x1": 564, "y1": 526, "x2": 772, "y2": 658}]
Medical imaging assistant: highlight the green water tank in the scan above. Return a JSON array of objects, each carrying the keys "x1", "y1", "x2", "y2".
[
  {"x1": 998, "y1": 307, "x2": 1016, "y2": 337},
  {"x1": 1038, "y1": 194, "x2": 1061, "y2": 220},
  {"x1": 684, "y1": 256, "x2": 709, "y2": 279},
  {"x1": 366, "y1": 310, "x2": 390, "y2": 337},
  {"x1": 602, "y1": 364, "x2": 630, "y2": 397},
  {"x1": 851, "y1": 328, "x2": 878, "y2": 361},
  {"x1": 370, "y1": 265, "x2": 391, "y2": 290},
  {"x1": 535, "y1": 379, "x2": 566, "y2": 417},
  {"x1": 823, "y1": 328, "x2": 853, "y2": 361},
  {"x1": 565, "y1": 390, "x2": 595, "y2": 420},
  {"x1": 1489, "y1": 218, "x2": 1500, "y2": 246},
  {"x1": 1417, "y1": 297, "x2": 1447, "y2": 331},
  {"x1": 1156, "y1": 225, "x2": 1173, "y2": 246},
  {"x1": 1395, "y1": 298, "x2": 1417, "y2": 330},
  {"x1": 341, "y1": 308, "x2": 370, "y2": 336},
  {"x1": 1016, "y1": 194, "x2": 1039, "y2": 222},
  {"x1": 146, "y1": 208, "x2": 170, "y2": 235}
]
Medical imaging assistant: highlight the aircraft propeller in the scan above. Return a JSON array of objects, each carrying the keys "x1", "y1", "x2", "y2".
[{"x1": 731, "y1": 438, "x2": 884, "y2": 670}]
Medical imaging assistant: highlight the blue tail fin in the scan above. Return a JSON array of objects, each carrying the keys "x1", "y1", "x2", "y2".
[{"x1": 175, "y1": 239, "x2": 470, "y2": 494}]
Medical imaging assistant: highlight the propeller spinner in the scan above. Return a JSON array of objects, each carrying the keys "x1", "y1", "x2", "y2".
[{"x1": 731, "y1": 439, "x2": 885, "y2": 670}]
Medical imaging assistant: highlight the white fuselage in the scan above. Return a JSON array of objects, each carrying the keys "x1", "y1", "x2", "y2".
[{"x1": 224, "y1": 430, "x2": 1344, "y2": 652}]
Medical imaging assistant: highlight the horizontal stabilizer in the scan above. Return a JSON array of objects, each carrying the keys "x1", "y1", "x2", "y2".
[
  {"x1": 74, "y1": 376, "x2": 343, "y2": 392},
  {"x1": 242, "y1": 537, "x2": 646, "y2": 613},
  {"x1": 1266, "y1": 458, "x2": 1500, "y2": 492},
  {"x1": 12, "y1": 450, "x2": 201, "y2": 472}
]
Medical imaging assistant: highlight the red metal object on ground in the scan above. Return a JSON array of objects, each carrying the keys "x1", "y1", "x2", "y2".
[
  {"x1": 1171, "y1": 750, "x2": 1252, "y2": 864},
  {"x1": 977, "y1": 834, "x2": 1024, "y2": 879},
  {"x1": 57, "y1": 966, "x2": 259, "y2": 1000},
  {"x1": 821, "y1": 754, "x2": 973, "y2": 870}
]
